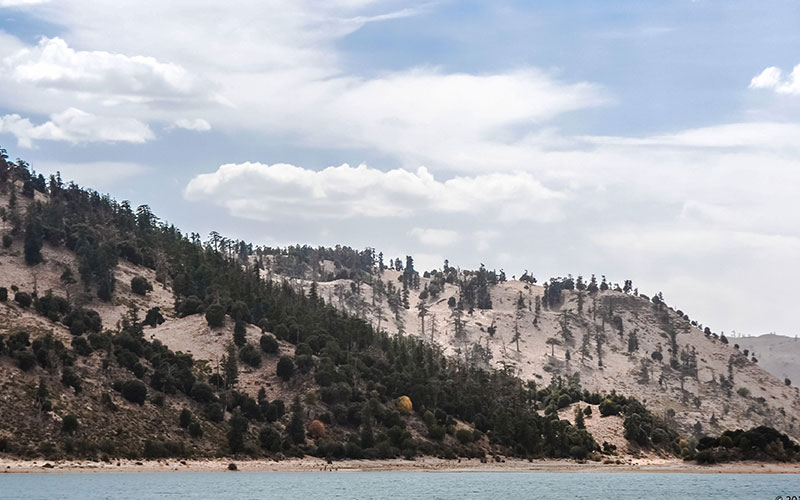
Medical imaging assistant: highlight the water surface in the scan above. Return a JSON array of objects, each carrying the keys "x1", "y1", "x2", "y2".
[{"x1": 0, "y1": 472, "x2": 797, "y2": 500}]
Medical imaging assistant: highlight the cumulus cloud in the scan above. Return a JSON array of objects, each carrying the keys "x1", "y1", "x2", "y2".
[
  {"x1": 749, "y1": 64, "x2": 800, "y2": 95},
  {"x1": 184, "y1": 162, "x2": 564, "y2": 222},
  {"x1": 4, "y1": 37, "x2": 207, "y2": 101},
  {"x1": 172, "y1": 118, "x2": 211, "y2": 131},
  {"x1": 0, "y1": 108, "x2": 153, "y2": 147},
  {"x1": 409, "y1": 228, "x2": 459, "y2": 247}
]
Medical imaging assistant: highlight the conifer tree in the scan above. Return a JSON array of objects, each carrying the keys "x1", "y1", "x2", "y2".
[{"x1": 288, "y1": 396, "x2": 305, "y2": 445}]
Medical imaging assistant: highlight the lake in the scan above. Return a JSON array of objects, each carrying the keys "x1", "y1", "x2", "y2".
[{"x1": 0, "y1": 472, "x2": 797, "y2": 499}]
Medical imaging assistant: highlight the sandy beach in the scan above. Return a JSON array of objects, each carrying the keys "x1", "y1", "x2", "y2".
[{"x1": 1, "y1": 457, "x2": 798, "y2": 474}]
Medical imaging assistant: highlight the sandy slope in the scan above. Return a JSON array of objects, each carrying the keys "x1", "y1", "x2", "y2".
[{"x1": 287, "y1": 269, "x2": 800, "y2": 441}]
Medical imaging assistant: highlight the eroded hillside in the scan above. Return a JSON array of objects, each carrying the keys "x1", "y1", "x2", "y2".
[{"x1": 276, "y1": 264, "x2": 800, "y2": 442}]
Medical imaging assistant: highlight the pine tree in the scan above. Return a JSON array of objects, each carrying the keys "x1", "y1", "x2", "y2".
[
  {"x1": 227, "y1": 409, "x2": 248, "y2": 454},
  {"x1": 627, "y1": 330, "x2": 639, "y2": 353},
  {"x1": 23, "y1": 219, "x2": 43, "y2": 265},
  {"x1": 233, "y1": 321, "x2": 247, "y2": 347},
  {"x1": 288, "y1": 396, "x2": 305, "y2": 445},
  {"x1": 223, "y1": 342, "x2": 238, "y2": 388},
  {"x1": 574, "y1": 405, "x2": 585, "y2": 429},
  {"x1": 513, "y1": 291, "x2": 525, "y2": 351},
  {"x1": 417, "y1": 301, "x2": 428, "y2": 335},
  {"x1": 55, "y1": 269, "x2": 75, "y2": 304}
]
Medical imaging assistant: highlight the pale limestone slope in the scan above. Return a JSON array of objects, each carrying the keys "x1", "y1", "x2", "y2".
[{"x1": 293, "y1": 270, "x2": 800, "y2": 441}]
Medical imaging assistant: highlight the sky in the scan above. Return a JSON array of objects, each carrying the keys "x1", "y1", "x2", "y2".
[{"x1": 0, "y1": 0, "x2": 799, "y2": 336}]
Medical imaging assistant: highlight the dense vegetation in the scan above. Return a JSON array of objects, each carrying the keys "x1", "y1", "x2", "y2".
[{"x1": 692, "y1": 426, "x2": 800, "y2": 464}]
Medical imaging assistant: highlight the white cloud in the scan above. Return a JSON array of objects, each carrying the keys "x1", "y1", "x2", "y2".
[
  {"x1": 0, "y1": 108, "x2": 153, "y2": 147},
  {"x1": 409, "y1": 227, "x2": 459, "y2": 247},
  {"x1": 173, "y1": 118, "x2": 211, "y2": 131},
  {"x1": 184, "y1": 162, "x2": 565, "y2": 222},
  {"x1": 4, "y1": 37, "x2": 206, "y2": 101},
  {"x1": 0, "y1": 3, "x2": 605, "y2": 161},
  {"x1": 580, "y1": 122, "x2": 800, "y2": 150},
  {"x1": 749, "y1": 64, "x2": 800, "y2": 95}
]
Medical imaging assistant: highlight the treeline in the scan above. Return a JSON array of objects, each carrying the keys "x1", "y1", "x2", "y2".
[{"x1": 692, "y1": 426, "x2": 800, "y2": 464}]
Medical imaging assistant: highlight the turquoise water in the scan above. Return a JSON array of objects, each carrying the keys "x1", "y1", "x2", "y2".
[{"x1": 0, "y1": 472, "x2": 797, "y2": 499}]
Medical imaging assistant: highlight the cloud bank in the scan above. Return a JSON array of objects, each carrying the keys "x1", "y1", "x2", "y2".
[
  {"x1": 184, "y1": 162, "x2": 565, "y2": 222},
  {"x1": 0, "y1": 108, "x2": 153, "y2": 147}
]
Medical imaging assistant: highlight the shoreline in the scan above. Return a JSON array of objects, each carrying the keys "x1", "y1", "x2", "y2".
[{"x1": 1, "y1": 457, "x2": 798, "y2": 474}]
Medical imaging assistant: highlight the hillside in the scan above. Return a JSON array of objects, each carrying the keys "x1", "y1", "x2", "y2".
[
  {"x1": 263, "y1": 260, "x2": 800, "y2": 443},
  {"x1": 0, "y1": 157, "x2": 607, "y2": 463},
  {"x1": 1, "y1": 152, "x2": 798, "y2": 466}
]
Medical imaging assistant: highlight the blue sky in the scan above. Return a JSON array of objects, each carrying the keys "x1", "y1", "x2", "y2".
[{"x1": 1, "y1": 0, "x2": 799, "y2": 336}]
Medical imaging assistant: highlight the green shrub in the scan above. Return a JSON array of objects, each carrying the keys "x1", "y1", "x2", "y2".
[
  {"x1": 651, "y1": 427, "x2": 669, "y2": 444},
  {"x1": 456, "y1": 428, "x2": 474, "y2": 444},
  {"x1": 188, "y1": 422, "x2": 204, "y2": 438},
  {"x1": 61, "y1": 367, "x2": 83, "y2": 393},
  {"x1": 130, "y1": 276, "x2": 153, "y2": 296},
  {"x1": 121, "y1": 380, "x2": 147, "y2": 405},
  {"x1": 239, "y1": 344, "x2": 262, "y2": 368},
  {"x1": 205, "y1": 403, "x2": 224, "y2": 423},
  {"x1": 229, "y1": 301, "x2": 251, "y2": 323},
  {"x1": 295, "y1": 354, "x2": 313, "y2": 374},
  {"x1": 190, "y1": 382, "x2": 216, "y2": 403},
  {"x1": 179, "y1": 409, "x2": 193, "y2": 428},
  {"x1": 14, "y1": 291, "x2": 32, "y2": 308},
  {"x1": 599, "y1": 399, "x2": 621, "y2": 416},
  {"x1": 259, "y1": 426, "x2": 281, "y2": 452},
  {"x1": 143, "y1": 440, "x2": 185, "y2": 459},
  {"x1": 295, "y1": 343, "x2": 312, "y2": 356},
  {"x1": 233, "y1": 321, "x2": 247, "y2": 347},
  {"x1": 62, "y1": 414, "x2": 79, "y2": 435},
  {"x1": 64, "y1": 308, "x2": 102, "y2": 335},
  {"x1": 71, "y1": 336, "x2": 93, "y2": 356},
  {"x1": 143, "y1": 307, "x2": 165, "y2": 327},
  {"x1": 178, "y1": 296, "x2": 203, "y2": 316},
  {"x1": 428, "y1": 424, "x2": 446, "y2": 441},
  {"x1": 695, "y1": 449, "x2": 717, "y2": 464},
  {"x1": 277, "y1": 356, "x2": 295, "y2": 381},
  {"x1": 15, "y1": 350, "x2": 36, "y2": 371},
  {"x1": 260, "y1": 334, "x2": 278, "y2": 354},
  {"x1": 205, "y1": 303, "x2": 226, "y2": 328},
  {"x1": 569, "y1": 445, "x2": 588, "y2": 459}
]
